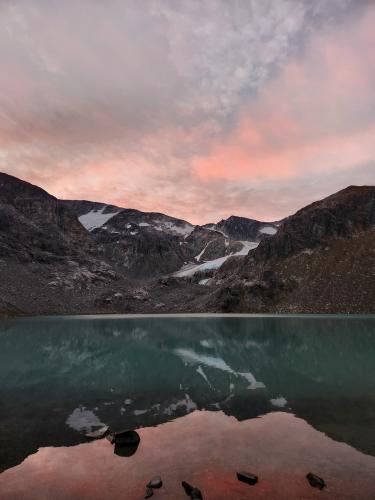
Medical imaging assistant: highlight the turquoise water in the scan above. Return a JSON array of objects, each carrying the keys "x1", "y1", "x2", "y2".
[{"x1": 1, "y1": 314, "x2": 375, "y2": 472}]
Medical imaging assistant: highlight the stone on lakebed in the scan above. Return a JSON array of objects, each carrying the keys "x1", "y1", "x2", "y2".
[{"x1": 236, "y1": 471, "x2": 258, "y2": 486}]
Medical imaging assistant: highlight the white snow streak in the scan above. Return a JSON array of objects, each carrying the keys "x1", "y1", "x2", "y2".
[
  {"x1": 174, "y1": 240, "x2": 258, "y2": 277},
  {"x1": 195, "y1": 241, "x2": 211, "y2": 262}
]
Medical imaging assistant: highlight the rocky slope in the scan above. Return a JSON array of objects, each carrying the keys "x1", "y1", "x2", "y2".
[
  {"x1": 62, "y1": 200, "x2": 264, "y2": 280},
  {"x1": 0, "y1": 172, "x2": 269, "y2": 314},
  {"x1": 204, "y1": 215, "x2": 278, "y2": 241},
  {"x1": 212, "y1": 186, "x2": 375, "y2": 313},
  {"x1": 0, "y1": 173, "x2": 126, "y2": 314},
  {"x1": 1, "y1": 173, "x2": 374, "y2": 315}
]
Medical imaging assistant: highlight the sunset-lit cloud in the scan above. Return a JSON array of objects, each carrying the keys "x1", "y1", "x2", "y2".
[{"x1": 0, "y1": 0, "x2": 374, "y2": 223}]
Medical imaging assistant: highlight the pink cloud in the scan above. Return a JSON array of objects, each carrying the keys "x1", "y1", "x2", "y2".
[{"x1": 193, "y1": 6, "x2": 375, "y2": 184}]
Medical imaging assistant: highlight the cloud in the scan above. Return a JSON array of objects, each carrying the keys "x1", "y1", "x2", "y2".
[{"x1": 0, "y1": 0, "x2": 373, "y2": 223}]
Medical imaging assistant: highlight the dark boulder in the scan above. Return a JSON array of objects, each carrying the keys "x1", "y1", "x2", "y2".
[
  {"x1": 147, "y1": 476, "x2": 163, "y2": 489},
  {"x1": 106, "y1": 429, "x2": 140, "y2": 457},
  {"x1": 236, "y1": 471, "x2": 258, "y2": 485},
  {"x1": 181, "y1": 481, "x2": 203, "y2": 499},
  {"x1": 306, "y1": 472, "x2": 326, "y2": 490}
]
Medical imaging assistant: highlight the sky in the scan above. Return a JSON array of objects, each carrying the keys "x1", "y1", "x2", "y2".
[{"x1": 0, "y1": 0, "x2": 374, "y2": 224}]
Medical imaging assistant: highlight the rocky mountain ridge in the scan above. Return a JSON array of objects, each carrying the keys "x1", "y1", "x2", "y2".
[
  {"x1": 0, "y1": 172, "x2": 275, "y2": 314},
  {"x1": 213, "y1": 186, "x2": 375, "y2": 313},
  {"x1": 0, "y1": 172, "x2": 374, "y2": 315}
]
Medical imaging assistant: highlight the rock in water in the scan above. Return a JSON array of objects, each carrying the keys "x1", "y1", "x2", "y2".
[
  {"x1": 181, "y1": 481, "x2": 203, "y2": 499},
  {"x1": 145, "y1": 487, "x2": 153, "y2": 498},
  {"x1": 146, "y1": 476, "x2": 163, "y2": 489},
  {"x1": 85, "y1": 425, "x2": 110, "y2": 439},
  {"x1": 236, "y1": 471, "x2": 258, "y2": 485},
  {"x1": 306, "y1": 472, "x2": 326, "y2": 490},
  {"x1": 106, "y1": 429, "x2": 140, "y2": 457},
  {"x1": 106, "y1": 429, "x2": 140, "y2": 446}
]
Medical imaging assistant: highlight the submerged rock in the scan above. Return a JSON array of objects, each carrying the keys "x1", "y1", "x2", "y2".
[
  {"x1": 145, "y1": 487, "x2": 153, "y2": 498},
  {"x1": 106, "y1": 429, "x2": 140, "y2": 446},
  {"x1": 306, "y1": 472, "x2": 326, "y2": 490},
  {"x1": 236, "y1": 471, "x2": 258, "y2": 485},
  {"x1": 147, "y1": 476, "x2": 163, "y2": 489},
  {"x1": 106, "y1": 429, "x2": 140, "y2": 457},
  {"x1": 181, "y1": 481, "x2": 203, "y2": 499}
]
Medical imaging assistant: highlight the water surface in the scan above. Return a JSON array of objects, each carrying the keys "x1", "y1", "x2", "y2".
[{"x1": 1, "y1": 315, "x2": 375, "y2": 497}]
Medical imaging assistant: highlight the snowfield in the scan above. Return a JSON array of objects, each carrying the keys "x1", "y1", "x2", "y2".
[
  {"x1": 79, "y1": 206, "x2": 121, "y2": 231},
  {"x1": 260, "y1": 226, "x2": 277, "y2": 235}
]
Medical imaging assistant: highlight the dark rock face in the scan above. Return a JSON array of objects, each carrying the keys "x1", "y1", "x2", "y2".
[
  {"x1": 61, "y1": 199, "x2": 121, "y2": 218},
  {"x1": 0, "y1": 173, "x2": 124, "y2": 315},
  {"x1": 206, "y1": 215, "x2": 278, "y2": 241},
  {"x1": 0, "y1": 173, "x2": 91, "y2": 262},
  {"x1": 212, "y1": 186, "x2": 375, "y2": 314},
  {"x1": 94, "y1": 223, "x2": 187, "y2": 278},
  {"x1": 251, "y1": 186, "x2": 375, "y2": 263}
]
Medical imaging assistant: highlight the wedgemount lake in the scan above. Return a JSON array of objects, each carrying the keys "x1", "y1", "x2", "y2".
[
  {"x1": 1, "y1": 173, "x2": 375, "y2": 498},
  {"x1": 1, "y1": 314, "x2": 375, "y2": 499}
]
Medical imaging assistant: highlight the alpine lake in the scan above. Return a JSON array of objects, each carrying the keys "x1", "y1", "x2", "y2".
[{"x1": 1, "y1": 314, "x2": 375, "y2": 499}]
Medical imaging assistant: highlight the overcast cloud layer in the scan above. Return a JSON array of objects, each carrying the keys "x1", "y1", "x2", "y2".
[{"x1": 0, "y1": 0, "x2": 374, "y2": 223}]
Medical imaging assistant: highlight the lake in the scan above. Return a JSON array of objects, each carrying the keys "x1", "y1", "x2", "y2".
[{"x1": 1, "y1": 314, "x2": 375, "y2": 498}]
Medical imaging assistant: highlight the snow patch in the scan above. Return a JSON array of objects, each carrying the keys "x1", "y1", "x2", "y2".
[
  {"x1": 199, "y1": 278, "x2": 210, "y2": 285},
  {"x1": 78, "y1": 206, "x2": 120, "y2": 231},
  {"x1": 260, "y1": 226, "x2": 277, "y2": 235},
  {"x1": 160, "y1": 221, "x2": 193, "y2": 236}
]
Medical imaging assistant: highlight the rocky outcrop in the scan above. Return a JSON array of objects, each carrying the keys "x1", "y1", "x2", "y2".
[
  {"x1": 250, "y1": 185, "x2": 375, "y2": 263},
  {"x1": 212, "y1": 186, "x2": 375, "y2": 313},
  {"x1": 204, "y1": 215, "x2": 278, "y2": 241},
  {"x1": 0, "y1": 172, "x2": 91, "y2": 263}
]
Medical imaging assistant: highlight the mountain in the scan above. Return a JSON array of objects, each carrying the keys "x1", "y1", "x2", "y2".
[
  {"x1": 0, "y1": 172, "x2": 90, "y2": 262},
  {"x1": 212, "y1": 186, "x2": 375, "y2": 314},
  {"x1": 204, "y1": 215, "x2": 278, "y2": 241},
  {"x1": 0, "y1": 173, "x2": 123, "y2": 315},
  {"x1": 0, "y1": 172, "x2": 374, "y2": 315},
  {"x1": 0, "y1": 172, "x2": 268, "y2": 314},
  {"x1": 61, "y1": 200, "x2": 258, "y2": 279}
]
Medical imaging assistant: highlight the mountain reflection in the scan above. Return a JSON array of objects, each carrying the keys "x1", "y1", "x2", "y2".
[{"x1": 1, "y1": 315, "x2": 375, "y2": 471}]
